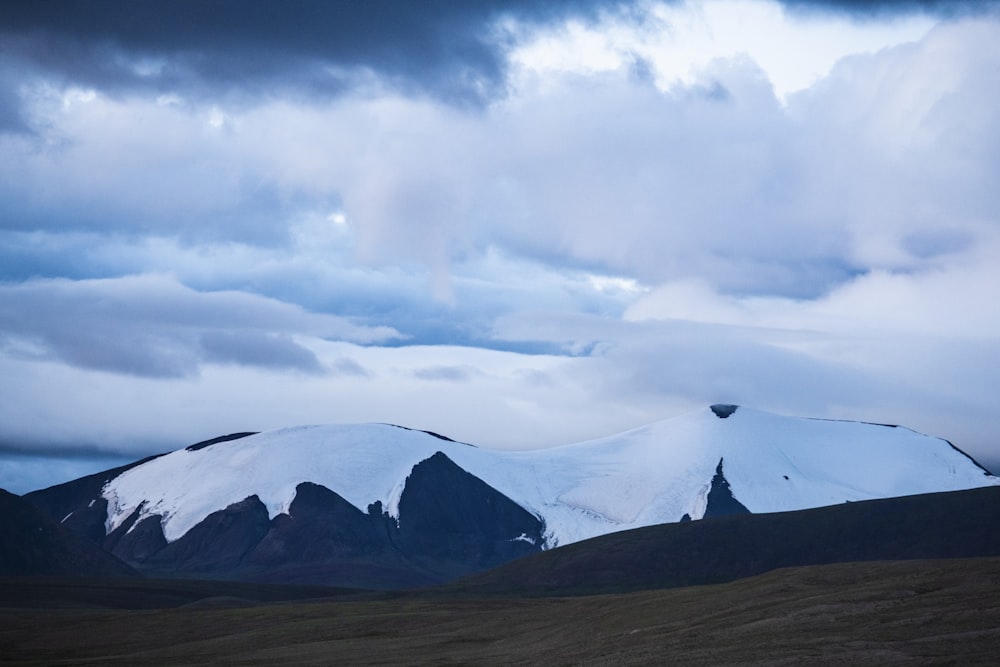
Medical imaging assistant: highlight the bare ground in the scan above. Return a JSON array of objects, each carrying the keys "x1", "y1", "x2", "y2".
[{"x1": 2, "y1": 557, "x2": 999, "y2": 665}]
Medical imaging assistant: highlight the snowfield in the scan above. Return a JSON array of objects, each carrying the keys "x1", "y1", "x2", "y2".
[{"x1": 102, "y1": 406, "x2": 999, "y2": 548}]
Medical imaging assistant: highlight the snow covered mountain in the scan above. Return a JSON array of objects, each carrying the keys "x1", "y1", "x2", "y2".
[{"x1": 27, "y1": 405, "x2": 999, "y2": 588}]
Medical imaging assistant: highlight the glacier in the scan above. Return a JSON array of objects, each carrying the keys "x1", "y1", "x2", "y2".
[{"x1": 101, "y1": 405, "x2": 999, "y2": 549}]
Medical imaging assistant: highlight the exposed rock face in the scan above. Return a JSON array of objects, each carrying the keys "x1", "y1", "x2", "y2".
[
  {"x1": 106, "y1": 511, "x2": 168, "y2": 564},
  {"x1": 710, "y1": 404, "x2": 739, "y2": 419},
  {"x1": 58, "y1": 497, "x2": 110, "y2": 545},
  {"x1": 143, "y1": 495, "x2": 270, "y2": 574},
  {"x1": 395, "y1": 452, "x2": 545, "y2": 578},
  {"x1": 252, "y1": 483, "x2": 385, "y2": 563},
  {"x1": 243, "y1": 483, "x2": 421, "y2": 589},
  {"x1": 185, "y1": 432, "x2": 258, "y2": 452},
  {"x1": 703, "y1": 458, "x2": 751, "y2": 519}
]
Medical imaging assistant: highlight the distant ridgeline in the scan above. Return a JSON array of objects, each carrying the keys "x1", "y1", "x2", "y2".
[{"x1": 22, "y1": 406, "x2": 1000, "y2": 589}]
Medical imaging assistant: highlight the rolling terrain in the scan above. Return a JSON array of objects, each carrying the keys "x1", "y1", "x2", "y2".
[
  {"x1": 451, "y1": 485, "x2": 1000, "y2": 595},
  {"x1": 6, "y1": 471, "x2": 1000, "y2": 663},
  {"x1": 3, "y1": 558, "x2": 999, "y2": 665}
]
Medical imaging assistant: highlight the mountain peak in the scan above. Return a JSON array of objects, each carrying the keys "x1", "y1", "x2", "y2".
[
  {"x1": 24, "y1": 409, "x2": 1000, "y2": 588},
  {"x1": 93, "y1": 410, "x2": 997, "y2": 550},
  {"x1": 710, "y1": 404, "x2": 740, "y2": 419}
]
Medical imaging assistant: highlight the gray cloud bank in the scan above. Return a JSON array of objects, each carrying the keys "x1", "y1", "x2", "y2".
[
  {"x1": 782, "y1": 0, "x2": 999, "y2": 18},
  {"x1": 6, "y1": 23, "x2": 998, "y2": 296},
  {"x1": 1, "y1": 2, "x2": 999, "y2": 493},
  {"x1": 0, "y1": 0, "x2": 623, "y2": 108},
  {"x1": 0, "y1": 274, "x2": 398, "y2": 377},
  {"x1": 3, "y1": 0, "x2": 993, "y2": 117}
]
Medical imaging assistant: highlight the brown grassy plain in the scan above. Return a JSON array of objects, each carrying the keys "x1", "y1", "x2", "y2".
[{"x1": 2, "y1": 557, "x2": 999, "y2": 665}]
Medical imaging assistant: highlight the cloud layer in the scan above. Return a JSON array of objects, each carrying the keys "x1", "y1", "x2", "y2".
[{"x1": 2, "y1": 1, "x2": 999, "y2": 493}]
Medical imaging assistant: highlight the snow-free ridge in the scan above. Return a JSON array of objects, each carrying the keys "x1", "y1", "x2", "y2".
[{"x1": 102, "y1": 406, "x2": 999, "y2": 549}]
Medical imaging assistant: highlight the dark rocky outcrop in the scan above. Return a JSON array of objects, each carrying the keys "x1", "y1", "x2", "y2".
[
  {"x1": 710, "y1": 404, "x2": 739, "y2": 418},
  {"x1": 143, "y1": 496, "x2": 270, "y2": 574},
  {"x1": 105, "y1": 510, "x2": 168, "y2": 564},
  {"x1": 395, "y1": 452, "x2": 544, "y2": 579},
  {"x1": 250, "y1": 483, "x2": 384, "y2": 563},
  {"x1": 702, "y1": 458, "x2": 751, "y2": 519},
  {"x1": 383, "y1": 424, "x2": 468, "y2": 444},
  {"x1": 184, "y1": 432, "x2": 258, "y2": 452},
  {"x1": 241, "y1": 483, "x2": 427, "y2": 589}
]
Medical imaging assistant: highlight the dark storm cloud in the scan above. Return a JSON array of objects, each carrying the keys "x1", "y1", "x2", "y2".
[
  {"x1": 0, "y1": 274, "x2": 399, "y2": 378},
  {"x1": 1, "y1": 0, "x2": 999, "y2": 492},
  {"x1": 199, "y1": 330, "x2": 324, "y2": 374},
  {"x1": 0, "y1": 438, "x2": 138, "y2": 462},
  {"x1": 0, "y1": 72, "x2": 30, "y2": 134},
  {"x1": 2, "y1": 0, "x2": 991, "y2": 113},
  {"x1": 0, "y1": 0, "x2": 620, "y2": 105},
  {"x1": 781, "y1": 0, "x2": 1000, "y2": 18}
]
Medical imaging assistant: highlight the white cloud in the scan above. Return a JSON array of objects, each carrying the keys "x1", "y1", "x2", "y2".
[
  {"x1": 625, "y1": 233, "x2": 1000, "y2": 339},
  {"x1": 0, "y1": 339, "x2": 626, "y2": 456},
  {"x1": 2, "y1": 4, "x2": 1000, "y2": 492},
  {"x1": 510, "y1": 0, "x2": 935, "y2": 100},
  {"x1": 9, "y1": 15, "x2": 997, "y2": 299}
]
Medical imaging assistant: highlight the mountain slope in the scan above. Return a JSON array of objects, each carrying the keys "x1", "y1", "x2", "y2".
[
  {"x1": 450, "y1": 485, "x2": 1000, "y2": 596},
  {"x1": 25, "y1": 405, "x2": 998, "y2": 587},
  {"x1": 97, "y1": 406, "x2": 995, "y2": 547},
  {"x1": 0, "y1": 489, "x2": 136, "y2": 578}
]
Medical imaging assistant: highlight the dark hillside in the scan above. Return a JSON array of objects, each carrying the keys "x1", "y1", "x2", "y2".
[
  {"x1": 453, "y1": 485, "x2": 1000, "y2": 595},
  {"x1": 24, "y1": 454, "x2": 167, "y2": 544},
  {"x1": 0, "y1": 489, "x2": 135, "y2": 578}
]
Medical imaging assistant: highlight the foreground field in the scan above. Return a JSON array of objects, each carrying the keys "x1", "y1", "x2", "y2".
[{"x1": 3, "y1": 557, "x2": 999, "y2": 665}]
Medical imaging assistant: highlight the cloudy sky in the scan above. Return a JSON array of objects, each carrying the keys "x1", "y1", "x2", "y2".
[{"x1": 2, "y1": 0, "x2": 999, "y2": 494}]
